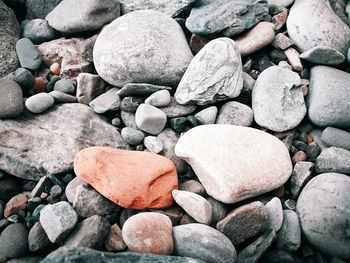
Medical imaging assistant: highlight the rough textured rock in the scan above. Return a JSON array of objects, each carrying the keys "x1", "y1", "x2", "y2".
[
  {"x1": 16, "y1": 38, "x2": 42, "y2": 71},
  {"x1": 175, "y1": 125, "x2": 292, "y2": 204},
  {"x1": 26, "y1": 0, "x2": 62, "y2": 19},
  {"x1": 291, "y1": 161, "x2": 314, "y2": 199},
  {"x1": 89, "y1": 88, "x2": 121, "y2": 114},
  {"x1": 105, "y1": 224, "x2": 126, "y2": 252},
  {"x1": 4, "y1": 68, "x2": 35, "y2": 92},
  {"x1": 0, "y1": 103, "x2": 126, "y2": 180},
  {"x1": 76, "y1": 73, "x2": 108, "y2": 104},
  {"x1": 28, "y1": 222, "x2": 50, "y2": 252},
  {"x1": 315, "y1": 147, "x2": 350, "y2": 174},
  {"x1": 216, "y1": 101, "x2": 253, "y2": 126},
  {"x1": 65, "y1": 177, "x2": 84, "y2": 203},
  {"x1": 175, "y1": 38, "x2": 243, "y2": 105},
  {"x1": 22, "y1": 19, "x2": 56, "y2": 45},
  {"x1": 300, "y1": 46, "x2": 345, "y2": 65},
  {"x1": 296, "y1": 173, "x2": 350, "y2": 258},
  {"x1": 0, "y1": 223, "x2": 28, "y2": 258},
  {"x1": 252, "y1": 66, "x2": 306, "y2": 132},
  {"x1": 93, "y1": 10, "x2": 193, "y2": 87},
  {"x1": 0, "y1": 79, "x2": 23, "y2": 118}
]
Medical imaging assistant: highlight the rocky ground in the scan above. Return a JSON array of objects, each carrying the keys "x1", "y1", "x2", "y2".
[{"x1": 0, "y1": 0, "x2": 350, "y2": 262}]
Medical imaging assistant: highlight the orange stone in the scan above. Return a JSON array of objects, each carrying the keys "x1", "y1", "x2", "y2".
[
  {"x1": 74, "y1": 147, "x2": 178, "y2": 210},
  {"x1": 292, "y1": 151, "x2": 308, "y2": 163},
  {"x1": 4, "y1": 193, "x2": 28, "y2": 218},
  {"x1": 34, "y1": 77, "x2": 46, "y2": 93},
  {"x1": 50, "y1": 63, "x2": 61, "y2": 75}
]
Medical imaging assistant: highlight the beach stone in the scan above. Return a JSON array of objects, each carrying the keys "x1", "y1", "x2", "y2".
[
  {"x1": 291, "y1": 161, "x2": 314, "y2": 199},
  {"x1": 145, "y1": 90, "x2": 171, "y2": 107},
  {"x1": 120, "y1": 97, "x2": 144, "y2": 113},
  {"x1": 26, "y1": 0, "x2": 62, "y2": 19},
  {"x1": 121, "y1": 127, "x2": 145, "y2": 146},
  {"x1": 46, "y1": 0, "x2": 120, "y2": 33},
  {"x1": 322, "y1": 127, "x2": 350, "y2": 151},
  {"x1": 89, "y1": 88, "x2": 121, "y2": 114},
  {"x1": 235, "y1": 22, "x2": 275, "y2": 56},
  {"x1": 121, "y1": 111, "x2": 137, "y2": 129},
  {"x1": 173, "y1": 223, "x2": 236, "y2": 263},
  {"x1": 4, "y1": 193, "x2": 28, "y2": 218},
  {"x1": 175, "y1": 38, "x2": 243, "y2": 105},
  {"x1": 186, "y1": 0, "x2": 268, "y2": 37},
  {"x1": 65, "y1": 177, "x2": 84, "y2": 203},
  {"x1": 207, "y1": 197, "x2": 228, "y2": 224},
  {"x1": 194, "y1": 106, "x2": 217, "y2": 125},
  {"x1": 300, "y1": 46, "x2": 345, "y2": 65},
  {"x1": 272, "y1": 33, "x2": 294, "y2": 50},
  {"x1": 276, "y1": 210, "x2": 301, "y2": 252},
  {"x1": 268, "y1": 0, "x2": 294, "y2": 6},
  {"x1": 25, "y1": 93, "x2": 54, "y2": 114},
  {"x1": 4, "y1": 68, "x2": 35, "y2": 92},
  {"x1": 94, "y1": 10, "x2": 193, "y2": 87},
  {"x1": 117, "y1": 83, "x2": 172, "y2": 98},
  {"x1": 49, "y1": 91, "x2": 77, "y2": 103},
  {"x1": 53, "y1": 79, "x2": 75, "y2": 94},
  {"x1": 252, "y1": 66, "x2": 306, "y2": 132},
  {"x1": 266, "y1": 197, "x2": 283, "y2": 232},
  {"x1": 296, "y1": 173, "x2": 350, "y2": 258},
  {"x1": 105, "y1": 224, "x2": 126, "y2": 252},
  {"x1": 315, "y1": 147, "x2": 350, "y2": 174},
  {"x1": 175, "y1": 125, "x2": 292, "y2": 203},
  {"x1": 172, "y1": 190, "x2": 212, "y2": 225},
  {"x1": 216, "y1": 101, "x2": 253, "y2": 126},
  {"x1": 28, "y1": 222, "x2": 50, "y2": 252},
  {"x1": 135, "y1": 104, "x2": 167, "y2": 135},
  {"x1": 159, "y1": 97, "x2": 197, "y2": 118},
  {"x1": 0, "y1": 223, "x2": 28, "y2": 258},
  {"x1": 76, "y1": 73, "x2": 108, "y2": 105},
  {"x1": 0, "y1": 177, "x2": 21, "y2": 201},
  {"x1": 16, "y1": 38, "x2": 42, "y2": 70},
  {"x1": 284, "y1": 47, "x2": 303, "y2": 72},
  {"x1": 179, "y1": 180, "x2": 205, "y2": 196},
  {"x1": 122, "y1": 212, "x2": 173, "y2": 255},
  {"x1": 22, "y1": 19, "x2": 55, "y2": 44},
  {"x1": 0, "y1": 79, "x2": 23, "y2": 118},
  {"x1": 74, "y1": 147, "x2": 178, "y2": 210},
  {"x1": 143, "y1": 136, "x2": 163, "y2": 153},
  {"x1": 0, "y1": 103, "x2": 126, "y2": 180}
]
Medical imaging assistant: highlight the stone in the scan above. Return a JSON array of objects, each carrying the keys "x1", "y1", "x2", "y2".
[
  {"x1": 121, "y1": 111, "x2": 137, "y2": 129},
  {"x1": 217, "y1": 201, "x2": 270, "y2": 245},
  {"x1": 179, "y1": 180, "x2": 205, "y2": 196},
  {"x1": 276, "y1": 210, "x2": 301, "y2": 252},
  {"x1": 175, "y1": 125, "x2": 292, "y2": 203},
  {"x1": 135, "y1": 104, "x2": 167, "y2": 135},
  {"x1": 50, "y1": 62, "x2": 61, "y2": 75},
  {"x1": 76, "y1": 73, "x2": 108, "y2": 105},
  {"x1": 22, "y1": 19, "x2": 55, "y2": 44},
  {"x1": 194, "y1": 106, "x2": 218, "y2": 125},
  {"x1": 186, "y1": 0, "x2": 268, "y2": 37},
  {"x1": 0, "y1": 103, "x2": 126, "y2": 180},
  {"x1": 0, "y1": 79, "x2": 23, "y2": 118},
  {"x1": 105, "y1": 224, "x2": 126, "y2": 252},
  {"x1": 252, "y1": 66, "x2": 306, "y2": 132},
  {"x1": 175, "y1": 38, "x2": 243, "y2": 105},
  {"x1": 291, "y1": 161, "x2": 314, "y2": 199},
  {"x1": 216, "y1": 101, "x2": 253, "y2": 126},
  {"x1": 322, "y1": 127, "x2": 350, "y2": 151},
  {"x1": 89, "y1": 88, "x2": 121, "y2": 114},
  {"x1": 65, "y1": 177, "x2": 84, "y2": 203},
  {"x1": 172, "y1": 190, "x2": 212, "y2": 224},
  {"x1": 26, "y1": 0, "x2": 62, "y2": 19},
  {"x1": 28, "y1": 222, "x2": 50, "y2": 252},
  {"x1": 284, "y1": 47, "x2": 303, "y2": 71},
  {"x1": 268, "y1": 0, "x2": 294, "y2": 6},
  {"x1": 266, "y1": 197, "x2": 283, "y2": 232},
  {"x1": 315, "y1": 147, "x2": 350, "y2": 174},
  {"x1": 121, "y1": 97, "x2": 144, "y2": 113},
  {"x1": 207, "y1": 197, "x2": 228, "y2": 224},
  {"x1": 300, "y1": 46, "x2": 345, "y2": 65},
  {"x1": 122, "y1": 212, "x2": 173, "y2": 255},
  {"x1": 93, "y1": 10, "x2": 193, "y2": 87},
  {"x1": 272, "y1": 33, "x2": 294, "y2": 50},
  {"x1": 121, "y1": 127, "x2": 145, "y2": 146},
  {"x1": 159, "y1": 97, "x2": 197, "y2": 118},
  {"x1": 74, "y1": 147, "x2": 178, "y2": 209},
  {"x1": 46, "y1": 0, "x2": 120, "y2": 33},
  {"x1": 53, "y1": 79, "x2": 75, "y2": 94},
  {"x1": 64, "y1": 215, "x2": 110, "y2": 249},
  {"x1": 0, "y1": 177, "x2": 21, "y2": 201},
  {"x1": 296, "y1": 173, "x2": 350, "y2": 258},
  {"x1": 0, "y1": 223, "x2": 28, "y2": 258},
  {"x1": 4, "y1": 68, "x2": 35, "y2": 92},
  {"x1": 143, "y1": 136, "x2": 163, "y2": 153},
  {"x1": 235, "y1": 22, "x2": 275, "y2": 56},
  {"x1": 40, "y1": 201, "x2": 78, "y2": 243},
  {"x1": 80, "y1": 35, "x2": 97, "y2": 62},
  {"x1": 173, "y1": 223, "x2": 236, "y2": 263},
  {"x1": 262, "y1": 250, "x2": 301, "y2": 263},
  {"x1": 145, "y1": 90, "x2": 171, "y2": 107},
  {"x1": 24, "y1": 93, "x2": 55, "y2": 114},
  {"x1": 117, "y1": 83, "x2": 172, "y2": 97},
  {"x1": 4, "y1": 193, "x2": 28, "y2": 218},
  {"x1": 49, "y1": 91, "x2": 77, "y2": 103},
  {"x1": 291, "y1": 151, "x2": 307, "y2": 164},
  {"x1": 16, "y1": 38, "x2": 42, "y2": 70}
]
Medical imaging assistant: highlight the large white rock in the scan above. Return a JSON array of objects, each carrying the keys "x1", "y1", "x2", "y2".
[{"x1": 175, "y1": 125, "x2": 292, "y2": 204}]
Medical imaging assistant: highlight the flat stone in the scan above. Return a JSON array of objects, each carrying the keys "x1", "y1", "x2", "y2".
[
  {"x1": 272, "y1": 33, "x2": 294, "y2": 50},
  {"x1": 122, "y1": 212, "x2": 173, "y2": 255},
  {"x1": 175, "y1": 125, "x2": 292, "y2": 203},
  {"x1": 268, "y1": 0, "x2": 294, "y2": 6},
  {"x1": 291, "y1": 161, "x2": 314, "y2": 199},
  {"x1": 89, "y1": 88, "x2": 121, "y2": 114},
  {"x1": 26, "y1": 0, "x2": 62, "y2": 19},
  {"x1": 145, "y1": 90, "x2": 171, "y2": 107},
  {"x1": 28, "y1": 222, "x2": 50, "y2": 252},
  {"x1": 120, "y1": 97, "x2": 144, "y2": 113},
  {"x1": 178, "y1": 180, "x2": 205, "y2": 196},
  {"x1": 159, "y1": 97, "x2": 197, "y2": 118},
  {"x1": 216, "y1": 101, "x2": 253, "y2": 126},
  {"x1": 322, "y1": 127, "x2": 350, "y2": 151},
  {"x1": 16, "y1": 38, "x2": 42, "y2": 70},
  {"x1": 175, "y1": 38, "x2": 243, "y2": 105},
  {"x1": 22, "y1": 19, "x2": 55, "y2": 45},
  {"x1": 65, "y1": 177, "x2": 84, "y2": 203},
  {"x1": 4, "y1": 68, "x2": 35, "y2": 92},
  {"x1": 53, "y1": 79, "x2": 75, "y2": 94},
  {"x1": 74, "y1": 147, "x2": 178, "y2": 210},
  {"x1": 143, "y1": 136, "x2": 163, "y2": 153},
  {"x1": 296, "y1": 173, "x2": 350, "y2": 258},
  {"x1": 284, "y1": 47, "x2": 303, "y2": 71},
  {"x1": 25, "y1": 93, "x2": 55, "y2": 114},
  {"x1": 105, "y1": 224, "x2": 126, "y2": 252},
  {"x1": 252, "y1": 66, "x2": 306, "y2": 132},
  {"x1": 266, "y1": 197, "x2": 283, "y2": 232},
  {"x1": 194, "y1": 106, "x2": 218, "y2": 125},
  {"x1": 93, "y1": 10, "x2": 193, "y2": 87},
  {"x1": 117, "y1": 83, "x2": 172, "y2": 97},
  {"x1": 76, "y1": 73, "x2": 108, "y2": 105},
  {"x1": 121, "y1": 111, "x2": 137, "y2": 129},
  {"x1": 49, "y1": 91, "x2": 77, "y2": 103},
  {"x1": 315, "y1": 147, "x2": 350, "y2": 174},
  {"x1": 0, "y1": 79, "x2": 23, "y2": 118},
  {"x1": 0, "y1": 223, "x2": 28, "y2": 258},
  {"x1": 276, "y1": 210, "x2": 301, "y2": 251},
  {"x1": 4, "y1": 193, "x2": 28, "y2": 218},
  {"x1": 121, "y1": 127, "x2": 145, "y2": 145},
  {"x1": 300, "y1": 46, "x2": 345, "y2": 65},
  {"x1": 173, "y1": 223, "x2": 236, "y2": 263},
  {"x1": 135, "y1": 104, "x2": 167, "y2": 135}
]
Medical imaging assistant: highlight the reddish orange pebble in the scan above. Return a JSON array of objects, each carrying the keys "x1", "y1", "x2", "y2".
[
  {"x1": 33, "y1": 77, "x2": 46, "y2": 93},
  {"x1": 50, "y1": 63, "x2": 61, "y2": 75}
]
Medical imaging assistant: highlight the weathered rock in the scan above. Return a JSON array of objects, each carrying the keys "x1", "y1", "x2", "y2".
[
  {"x1": 322, "y1": 127, "x2": 350, "y2": 151},
  {"x1": 22, "y1": 19, "x2": 55, "y2": 45},
  {"x1": 16, "y1": 38, "x2": 42, "y2": 71},
  {"x1": 49, "y1": 91, "x2": 77, "y2": 103},
  {"x1": 4, "y1": 193, "x2": 28, "y2": 218},
  {"x1": 207, "y1": 197, "x2": 228, "y2": 224},
  {"x1": 143, "y1": 136, "x2": 163, "y2": 154},
  {"x1": 0, "y1": 177, "x2": 21, "y2": 201},
  {"x1": 268, "y1": 0, "x2": 294, "y2": 7},
  {"x1": 0, "y1": 223, "x2": 28, "y2": 258},
  {"x1": 121, "y1": 111, "x2": 138, "y2": 129},
  {"x1": 121, "y1": 97, "x2": 144, "y2": 113},
  {"x1": 28, "y1": 222, "x2": 51, "y2": 252},
  {"x1": 76, "y1": 73, "x2": 108, "y2": 104},
  {"x1": 89, "y1": 88, "x2": 120, "y2": 114},
  {"x1": 4, "y1": 68, "x2": 35, "y2": 92},
  {"x1": 117, "y1": 83, "x2": 172, "y2": 97},
  {"x1": 216, "y1": 101, "x2": 253, "y2": 126},
  {"x1": 315, "y1": 147, "x2": 350, "y2": 174},
  {"x1": 291, "y1": 161, "x2": 314, "y2": 199},
  {"x1": 0, "y1": 79, "x2": 23, "y2": 118},
  {"x1": 145, "y1": 90, "x2": 171, "y2": 108},
  {"x1": 300, "y1": 46, "x2": 345, "y2": 65},
  {"x1": 121, "y1": 127, "x2": 145, "y2": 146},
  {"x1": 272, "y1": 33, "x2": 294, "y2": 50},
  {"x1": 194, "y1": 106, "x2": 217, "y2": 125},
  {"x1": 25, "y1": 92, "x2": 55, "y2": 114},
  {"x1": 135, "y1": 104, "x2": 167, "y2": 135},
  {"x1": 266, "y1": 197, "x2": 283, "y2": 232},
  {"x1": 284, "y1": 47, "x2": 303, "y2": 71},
  {"x1": 105, "y1": 224, "x2": 126, "y2": 252},
  {"x1": 159, "y1": 97, "x2": 197, "y2": 118},
  {"x1": 276, "y1": 210, "x2": 301, "y2": 252},
  {"x1": 26, "y1": 0, "x2": 62, "y2": 19},
  {"x1": 178, "y1": 180, "x2": 205, "y2": 196},
  {"x1": 53, "y1": 79, "x2": 75, "y2": 94}
]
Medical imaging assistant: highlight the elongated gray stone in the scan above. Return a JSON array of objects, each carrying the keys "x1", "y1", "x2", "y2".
[
  {"x1": 322, "y1": 127, "x2": 350, "y2": 151},
  {"x1": 16, "y1": 38, "x2": 42, "y2": 70},
  {"x1": 315, "y1": 147, "x2": 350, "y2": 174},
  {"x1": 276, "y1": 210, "x2": 301, "y2": 251},
  {"x1": 89, "y1": 88, "x2": 121, "y2": 114},
  {"x1": 300, "y1": 46, "x2": 345, "y2": 65},
  {"x1": 0, "y1": 79, "x2": 23, "y2": 118}
]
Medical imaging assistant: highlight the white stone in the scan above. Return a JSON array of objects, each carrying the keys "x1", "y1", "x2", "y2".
[
  {"x1": 143, "y1": 136, "x2": 163, "y2": 153},
  {"x1": 194, "y1": 106, "x2": 218, "y2": 125},
  {"x1": 145, "y1": 90, "x2": 171, "y2": 107},
  {"x1": 25, "y1": 93, "x2": 54, "y2": 114},
  {"x1": 135, "y1": 104, "x2": 167, "y2": 135},
  {"x1": 266, "y1": 197, "x2": 283, "y2": 232}
]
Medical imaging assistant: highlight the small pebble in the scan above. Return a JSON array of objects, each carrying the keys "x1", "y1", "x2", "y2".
[
  {"x1": 194, "y1": 106, "x2": 218, "y2": 125},
  {"x1": 169, "y1": 117, "x2": 187, "y2": 133},
  {"x1": 50, "y1": 63, "x2": 61, "y2": 75},
  {"x1": 135, "y1": 104, "x2": 167, "y2": 135},
  {"x1": 291, "y1": 151, "x2": 307, "y2": 163},
  {"x1": 25, "y1": 93, "x2": 55, "y2": 114},
  {"x1": 34, "y1": 77, "x2": 46, "y2": 93},
  {"x1": 16, "y1": 38, "x2": 42, "y2": 70},
  {"x1": 54, "y1": 79, "x2": 75, "y2": 95},
  {"x1": 121, "y1": 127, "x2": 145, "y2": 146},
  {"x1": 276, "y1": 210, "x2": 301, "y2": 252},
  {"x1": 143, "y1": 136, "x2": 163, "y2": 153},
  {"x1": 145, "y1": 90, "x2": 171, "y2": 107}
]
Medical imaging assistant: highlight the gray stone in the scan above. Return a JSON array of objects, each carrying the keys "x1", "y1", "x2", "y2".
[
  {"x1": 28, "y1": 222, "x2": 50, "y2": 252},
  {"x1": 186, "y1": 0, "x2": 268, "y2": 37},
  {"x1": 173, "y1": 223, "x2": 236, "y2": 263},
  {"x1": 145, "y1": 90, "x2": 171, "y2": 107},
  {"x1": 89, "y1": 88, "x2": 121, "y2": 114},
  {"x1": 25, "y1": 92, "x2": 55, "y2": 114},
  {"x1": 291, "y1": 161, "x2": 314, "y2": 199},
  {"x1": 46, "y1": 0, "x2": 120, "y2": 33},
  {"x1": 16, "y1": 38, "x2": 42, "y2": 70},
  {"x1": 31, "y1": 176, "x2": 51, "y2": 198},
  {"x1": 105, "y1": 224, "x2": 126, "y2": 252},
  {"x1": 117, "y1": 83, "x2": 172, "y2": 97},
  {"x1": 310, "y1": 128, "x2": 326, "y2": 149},
  {"x1": 267, "y1": 0, "x2": 294, "y2": 7},
  {"x1": 0, "y1": 103, "x2": 126, "y2": 180},
  {"x1": 80, "y1": 34, "x2": 97, "y2": 63},
  {"x1": 179, "y1": 180, "x2": 205, "y2": 196},
  {"x1": 135, "y1": 104, "x2": 167, "y2": 135},
  {"x1": 328, "y1": 0, "x2": 348, "y2": 23},
  {"x1": 315, "y1": 147, "x2": 350, "y2": 174},
  {"x1": 0, "y1": 79, "x2": 23, "y2": 118},
  {"x1": 49, "y1": 91, "x2": 77, "y2": 103},
  {"x1": 159, "y1": 97, "x2": 197, "y2": 118},
  {"x1": 175, "y1": 38, "x2": 243, "y2": 105},
  {"x1": 6, "y1": 256, "x2": 44, "y2": 263},
  {"x1": 194, "y1": 106, "x2": 218, "y2": 125},
  {"x1": 26, "y1": 0, "x2": 62, "y2": 19},
  {"x1": 93, "y1": 10, "x2": 193, "y2": 87},
  {"x1": 65, "y1": 177, "x2": 84, "y2": 203},
  {"x1": 120, "y1": 97, "x2": 144, "y2": 113},
  {"x1": 64, "y1": 215, "x2": 110, "y2": 249},
  {"x1": 54, "y1": 79, "x2": 75, "y2": 94},
  {"x1": 276, "y1": 210, "x2": 301, "y2": 251},
  {"x1": 4, "y1": 68, "x2": 35, "y2": 92},
  {"x1": 121, "y1": 111, "x2": 137, "y2": 129},
  {"x1": 40, "y1": 201, "x2": 78, "y2": 243},
  {"x1": 76, "y1": 73, "x2": 108, "y2": 105},
  {"x1": 22, "y1": 19, "x2": 55, "y2": 45},
  {"x1": 272, "y1": 33, "x2": 294, "y2": 50},
  {"x1": 0, "y1": 223, "x2": 28, "y2": 258},
  {"x1": 143, "y1": 136, "x2": 163, "y2": 153},
  {"x1": 300, "y1": 46, "x2": 345, "y2": 65},
  {"x1": 207, "y1": 197, "x2": 228, "y2": 224},
  {"x1": 252, "y1": 66, "x2": 306, "y2": 132},
  {"x1": 322, "y1": 127, "x2": 350, "y2": 151},
  {"x1": 296, "y1": 173, "x2": 350, "y2": 258},
  {"x1": 266, "y1": 197, "x2": 283, "y2": 232},
  {"x1": 121, "y1": 127, "x2": 145, "y2": 146},
  {"x1": 216, "y1": 101, "x2": 253, "y2": 126}
]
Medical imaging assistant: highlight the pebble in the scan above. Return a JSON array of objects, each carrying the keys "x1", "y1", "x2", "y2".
[
  {"x1": 117, "y1": 83, "x2": 172, "y2": 98},
  {"x1": 121, "y1": 127, "x2": 145, "y2": 146},
  {"x1": 252, "y1": 66, "x2": 306, "y2": 132},
  {"x1": 89, "y1": 88, "x2": 121, "y2": 114},
  {"x1": 145, "y1": 90, "x2": 171, "y2": 107},
  {"x1": 207, "y1": 197, "x2": 228, "y2": 224},
  {"x1": 296, "y1": 173, "x2": 350, "y2": 258},
  {"x1": 74, "y1": 147, "x2": 178, "y2": 209},
  {"x1": 4, "y1": 193, "x2": 28, "y2": 218},
  {"x1": 175, "y1": 38, "x2": 243, "y2": 105},
  {"x1": 49, "y1": 91, "x2": 77, "y2": 103},
  {"x1": 272, "y1": 33, "x2": 294, "y2": 50},
  {"x1": 178, "y1": 180, "x2": 205, "y2": 196},
  {"x1": 216, "y1": 101, "x2": 253, "y2": 126},
  {"x1": 194, "y1": 106, "x2": 218, "y2": 125},
  {"x1": 22, "y1": 19, "x2": 55, "y2": 44},
  {"x1": 39, "y1": 201, "x2": 78, "y2": 243},
  {"x1": 50, "y1": 62, "x2": 61, "y2": 75},
  {"x1": 216, "y1": 201, "x2": 270, "y2": 245},
  {"x1": 173, "y1": 223, "x2": 237, "y2": 263},
  {"x1": 25, "y1": 93, "x2": 55, "y2": 114},
  {"x1": 169, "y1": 117, "x2": 186, "y2": 133},
  {"x1": 76, "y1": 73, "x2": 108, "y2": 105},
  {"x1": 291, "y1": 161, "x2": 314, "y2": 199},
  {"x1": 284, "y1": 47, "x2": 303, "y2": 71},
  {"x1": 4, "y1": 68, "x2": 35, "y2": 92},
  {"x1": 159, "y1": 97, "x2": 197, "y2": 118},
  {"x1": 268, "y1": 0, "x2": 294, "y2": 7},
  {"x1": 300, "y1": 46, "x2": 345, "y2": 65},
  {"x1": 321, "y1": 127, "x2": 350, "y2": 151},
  {"x1": 0, "y1": 79, "x2": 23, "y2": 118},
  {"x1": 315, "y1": 147, "x2": 350, "y2": 174},
  {"x1": 266, "y1": 197, "x2": 283, "y2": 232},
  {"x1": 172, "y1": 190, "x2": 212, "y2": 225},
  {"x1": 120, "y1": 97, "x2": 144, "y2": 113},
  {"x1": 16, "y1": 38, "x2": 42, "y2": 70},
  {"x1": 34, "y1": 77, "x2": 46, "y2": 93},
  {"x1": 122, "y1": 212, "x2": 173, "y2": 255},
  {"x1": 143, "y1": 136, "x2": 163, "y2": 153},
  {"x1": 135, "y1": 104, "x2": 167, "y2": 135},
  {"x1": 0, "y1": 223, "x2": 28, "y2": 258},
  {"x1": 121, "y1": 111, "x2": 138, "y2": 129},
  {"x1": 291, "y1": 151, "x2": 307, "y2": 163},
  {"x1": 28, "y1": 222, "x2": 50, "y2": 252},
  {"x1": 65, "y1": 177, "x2": 84, "y2": 203},
  {"x1": 53, "y1": 79, "x2": 75, "y2": 94},
  {"x1": 276, "y1": 210, "x2": 301, "y2": 251},
  {"x1": 105, "y1": 224, "x2": 126, "y2": 252}
]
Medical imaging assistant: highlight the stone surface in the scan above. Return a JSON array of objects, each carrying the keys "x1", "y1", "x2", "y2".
[
  {"x1": 0, "y1": 177, "x2": 21, "y2": 201},
  {"x1": 74, "y1": 147, "x2": 178, "y2": 209},
  {"x1": 173, "y1": 223, "x2": 236, "y2": 263},
  {"x1": 322, "y1": 127, "x2": 350, "y2": 151},
  {"x1": 4, "y1": 193, "x2": 28, "y2": 218},
  {"x1": 22, "y1": 19, "x2": 55, "y2": 44},
  {"x1": 0, "y1": 103, "x2": 126, "y2": 180},
  {"x1": 94, "y1": 10, "x2": 193, "y2": 87},
  {"x1": 284, "y1": 47, "x2": 303, "y2": 72},
  {"x1": 216, "y1": 101, "x2": 253, "y2": 126},
  {"x1": 276, "y1": 210, "x2": 301, "y2": 252},
  {"x1": 25, "y1": 92, "x2": 55, "y2": 114},
  {"x1": 121, "y1": 111, "x2": 137, "y2": 129},
  {"x1": 178, "y1": 180, "x2": 205, "y2": 196},
  {"x1": 89, "y1": 88, "x2": 121, "y2": 114},
  {"x1": 145, "y1": 90, "x2": 171, "y2": 108},
  {"x1": 0, "y1": 223, "x2": 28, "y2": 258},
  {"x1": 26, "y1": 0, "x2": 62, "y2": 19},
  {"x1": 175, "y1": 125, "x2": 292, "y2": 203},
  {"x1": 117, "y1": 83, "x2": 172, "y2": 98},
  {"x1": 315, "y1": 147, "x2": 350, "y2": 174},
  {"x1": 121, "y1": 127, "x2": 145, "y2": 146},
  {"x1": 122, "y1": 212, "x2": 173, "y2": 255},
  {"x1": 49, "y1": 91, "x2": 77, "y2": 103},
  {"x1": 268, "y1": 0, "x2": 294, "y2": 7},
  {"x1": 76, "y1": 73, "x2": 108, "y2": 104},
  {"x1": 252, "y1": 66, "x2": 306, "y2": 132},
  {"x1": 300, "y1": 46, "x2": 345, "y2": 65},
  {"x1": 207, "y1": 197, "x2": 228, "y2": 224},
  {"x1": 175, "y1": 38, "x2": 243, "y2": 105},
  {"x1": 135, "y1": 104, "x2": 167, "y2": 135},
  {"x1": 28, "y1": 222, "x2": 50, "y2": 252},
  {"x1": 272, "y1": 33, "x2": 294, "y2": 50},
  {"x1": 144, "y1": 136, "x2": 163, "y2": 154},
  {"x1": 186, "y1": 0, "x2": 268, "y2": 37},
  {"x1": 296, "y1": 173, "x2": 350, "y2": 258},
  {"x1": 105, "y1": 224, "x2": 126, "y2": 252},
  {"x1": 121, "y1": 97, "x2": 144, "y2": 113},
  {"x1": 16, "y1": 38, "x2": 42, "y2": 70},
  {"x1": 54, "y1": 79, "x2": 75, "y2": 94},
  {"x1": 291, "y1": 161, "x2": 314, "y2": 199},
  {"x1": 4, "y1": 68, "x2": 35, "y2": 92},
  {"x1": 194, "y1": 106, "x2": 217, "y2": 125},
  {"x1": 266, "y1": 197, "x2": 283, "y2": 232},
  {"x1": 0, "y1": 79, "x2": 23, "y2": 118},
  {"x1": 159, "y1": 97, "x2": 197, "y2": 118}
]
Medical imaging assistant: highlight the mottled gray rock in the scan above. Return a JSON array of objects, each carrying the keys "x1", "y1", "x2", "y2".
[
  {"x1": 267, "y1": 0, "x2": 294, "y2": 7},
  {"x1": 25, "y1": 92, "x2": 55, "y2": 114},
  {"x1": 179, "y1": 180, "x2": 205, "y2": 196},
  {"x1": 0, "y1": 79, "x2": 23, "y2": 118},
  {"x1": 252, "y1": 66, "x2": 306, "y2": 132},
  {"x1": 186, "y1": 0, "x2": 268, "y2": 37},
  {"x1": 0, "y1": 103, "x2": 126, "y2": 180},
  {"x1": 117, "y1": 83, "x2": 172, "y2": 97},
  {"x1": 135, "y1": 104, "x2": 167, "y2": 135},
  {"x1": 121, "y1": 111, "x2": 137, "y2": 129},
  {"x1": 65, "y1": 177, "x2": 84, "y2": 203},
  {"x1": 93, "y1": 10, "x2": 193, "y2": 87},
  {"x1": 322, "y1": 127, "x2": 350, "y2": 151},
  {"x1": 46, "y1": 0, "x2": 120, "y2": 33},
  {"x1": 266, "y1": 197, "x2": 283, "y2": 232},
  {"x1": 49, "y1": 91, "x2": 77, "y2": 103},
  {"x1": 54, "y1": 79, "x2": 75, "y2": 94},
  {"x1": 28, "y1": 222, "x2": 51, "y2": 252},
  {"x1": 76, "y1": 73, "x2": 108, "y2": 105},
  {"x1": 89, "y1": 88, "x2": 121, "y2": 114},
  {"x1": 173, "y1": 223, "x2": 236, "y2": 263},
  {"x1": 194, "y1": 106, "x2": 218, "y2": 125},
  {"x1": 22, "y1": 19, "x2": 55, "y2": 44},
  {"x1": 291, "y1": 161, "x2": 314, "y2": 199},
  {"x1": 0, "y1": 223, "x2": 28, "y2": 258},
  {"x1": 16, "y1": 38, "x2": 42, "y2": 70},
  {"x1": 315, "y1": 147, "x2": 350, "y2": 174},
  {"x1": 296, "y1": 173, "x2": 350, "y2": 258},
  {"x1": 145, "y1": 90, "x2": 171, "y2": 107},
  {"x1": 105, "y1": 224, "x2": 126, "y2": 252},
  {"x1": 143, "y1": 136, "x2": 163, "y2": 153},
  {"x1": 121, "y1": 127, "x2": 145, "y2": 146},
  {"x1": 4, "y1": 68, "x2": 35, "y2": 92},
  {"x1": 272, "y1": 33, "x2": 294, "y2": 50},
  {"x1": 300, "y1": 46, "x2": 345, "y2": 65},
  {"x1": 26, "y1": 0, "x2": 62, "y2": 19},
  {"x1": 175, "y1": 38, "x2": 243, "y2": 105},
  {"x1": 159, "y1": 97, "x2": 197, "y2": 118},
  {"x1": 276, "y1": 210, "x2": 301, "y2": 251},
  {"x1": 207, "y1": 197, "x2": 228, "y2": 224},
  {"x1": 216, "y1": 101, "x2": 253, "y2": 126},
  {"x1": 121, "y1": 97, "x2": 144, "y2": 113}
]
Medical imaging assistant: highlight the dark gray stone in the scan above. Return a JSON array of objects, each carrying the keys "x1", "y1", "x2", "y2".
[
  {"x1": 16, "y1": 38, "x2": 42, "y2": 70},
  {"x1": 300, "y1": 46, "x2": 345, "y2": 65},
  {"x1": 26, "y1": 0, "x2": 62, "y2": 19},
  {"x1": 315, "y1": 147, "x2": 350, "y2": 174},
  {"x1": 81, "y1": 35, "x2": 98, "y2": 62},
  {"x1": 117, "y1": 83, "x2": 172, "y2": 97},
  {"x1": 5, "y1": 68, "x2": 35, "y2": 92},
  {"x1": 22, "y1": 19, "x2": 55, "y2": 44},
  {"x1": 207, "y1": 197, "x2": 228, "y2": 224},
  {"x1": 53, "y1": 79, "x2": 75, "y2": 95},
  {"x1": 0, "y1": 79, "x2": 23, "y2": 118},
  {"x1": 275, "y1": 210, "x2": 301, "y2": 251},
  {"x1": 0, "y1": 223, "x2": 28, "y2": 258},
  {"x1": 216, "y1": 101, "x2": 253, "y2": 126},
  {"x1": 28, "y1": 222, "x2": 51, "y2": 252},
  {"x1": 6, "y1": 256, "x2": 44, "y2": 263},
  {"x1": 120, "y1": 97, "x2": 144, "y2": 113},
  {"x1": 0, "y1": 177, "x2": 21, "y2": 201},
  {"x1": 322, "y1": 127, "x2": 350, "y2": 151},
  {"x1": 159, "y1": 97, "x2": 196, "y2": 118}
]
